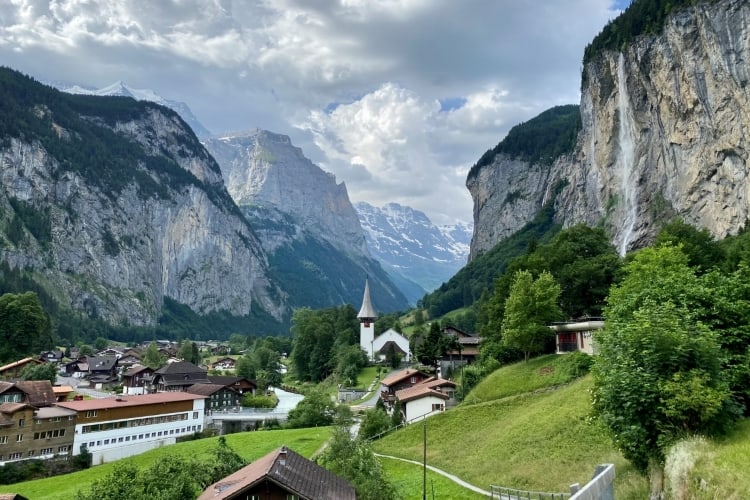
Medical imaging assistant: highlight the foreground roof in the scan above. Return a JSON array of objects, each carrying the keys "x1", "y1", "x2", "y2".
[
  {"x1": 381, "y1": 368, "x2": 430, "y2": 387},
  {"x1": 198, "y1": 446, "x2": 356, "y2": 500}
]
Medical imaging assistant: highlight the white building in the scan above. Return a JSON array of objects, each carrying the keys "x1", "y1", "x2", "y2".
[
  {"x1": 394, "y1": 384, "x2": 450, "y2": 423},
  {"x1": 57, "y1": 392, "x2": 206, "y2": 464},
  {"x1": 358, "y1": 279, "x2": 411, "y2": 362}
]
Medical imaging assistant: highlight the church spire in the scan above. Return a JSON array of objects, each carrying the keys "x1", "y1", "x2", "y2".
[{"x1": 357, "y1": 277, "x2": 377, "y2": 320}]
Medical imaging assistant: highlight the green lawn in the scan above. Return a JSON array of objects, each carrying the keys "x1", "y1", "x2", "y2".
[
  {"x1": 1, "y1": 427, "x2": 332, "y2": 500},
  {"x1": 463, "y1": 354, "x2": 589, "y2": 404}
]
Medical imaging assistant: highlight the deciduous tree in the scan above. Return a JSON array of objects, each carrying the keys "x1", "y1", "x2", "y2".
[{"x1": 501, "y1": 270, "x2": 562, "y2": 361}]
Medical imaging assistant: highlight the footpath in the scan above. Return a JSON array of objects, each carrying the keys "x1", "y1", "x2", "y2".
[{"x1": 374, "y1": 453, "x2": 493, "y2": 497}]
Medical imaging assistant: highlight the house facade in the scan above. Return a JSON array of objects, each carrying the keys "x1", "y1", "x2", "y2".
[
  {"x1": 372, "y1": 328, "x2": 411, "y2": 363},
  {"x1": 121, "y1": 365, "x2": 155, "y2": 395},
  {"x1": 0, "y1": 403, "x2": 76, "y2": 465},
  {"x1": 380, "y1": 368, "x2": 432, "y2": 406},
  {"x1": 551, "y1": 319, "x2": 604, "y2": 355},
  {"x1": 395, "y1": 385, "x2": 450, "y2": 423},
  {"x1": 187, "y1": 384, "x2": 241, "y2": 411},
  {"x1": 57, "y1": 392, "x2": 206, "y2": 464}
]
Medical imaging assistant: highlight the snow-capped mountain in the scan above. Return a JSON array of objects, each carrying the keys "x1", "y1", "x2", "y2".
[
  {"x1": 355, "y1": 202, "x2": 472, "y2": 297},
  {"x1": 61, "y1": 81, "x2": 211, "y2": 138}
]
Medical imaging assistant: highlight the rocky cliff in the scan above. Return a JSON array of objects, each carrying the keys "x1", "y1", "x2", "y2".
[
  {"x1": 0, "y1": 69, "x2": 284, "y2": 326},
  {"x1": 468, "y1": 0, "x2": 750, "y2": 257},
  {"x1": 204, "y1": 130, "x2": 369, "y2": 257}
]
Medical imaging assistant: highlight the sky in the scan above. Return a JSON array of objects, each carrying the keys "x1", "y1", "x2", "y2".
[{"x1": 0, "y1": 0, "x2": 630, "y2": 226}]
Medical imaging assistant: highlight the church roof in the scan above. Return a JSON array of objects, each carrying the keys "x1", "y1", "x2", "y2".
[{"x1": 357, "y1": 278, "x2": 377, "y2": 320}]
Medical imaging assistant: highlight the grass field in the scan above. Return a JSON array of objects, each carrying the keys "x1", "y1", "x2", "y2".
[
  {"x1": 0, "y1": 427, "x2": 332, "y2": 499},
  {"x1": 380, "y1": 456, "x2": 489, "y2": 499}
]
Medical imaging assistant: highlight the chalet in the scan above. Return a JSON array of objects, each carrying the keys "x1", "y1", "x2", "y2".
[
  {"x1": 0, "y1": 402, "x2": 76, "y2": 465},
  {"x1": 116, "y1": 350, "x2": 142, "y2": 371},
  {"x1": 86, "y1": 356, "x2": 119, "y2": 386},
  {"x1": 187, "y1": 383, "x2": 241, "y2": 411},
  {"x1": 0, "y1": 358, "x2": 43, "y2": 380},
  {"x1": 551, "y1": 319, "x2": 604, "y2": 355},
  {"x1": 0, "y1": 381, "x2": 57, "y2": 407},
  {"x1": 211, "y1": 357, "x2": 237, "y2": 371},
  {"x1": 38, "y1": 351, "x2": 64, "y2": 364},
  {"x1": 152, "y1": 361, "x2": 210, "y2": 392},
  {"x1": 439, "y1": 326, "x2": 481, "y2": 376},
  {"x1": 210, "y1": 344, "x2": 230, "y2": 356},
  {"x1": 198, "y1": 446, "x2": 356, "y2": 500},
  {"x1": 62, "y1": 358, "x2": 88, "y2": 378},
  {"x1": 395, "y1": 384, "x2": 449, "y2": 422},
  {"x1": 380, "y1": 368, "x2": 432, "y2": 406},
  {"x1": 208, "y1": 376, "x2": 257, "y2": 396},
  {"x1": 95, "y1": 348, "x2": 123, "y2": 358},
  {"x1": 121, "y1": 365, "x2": 156, "y2": 395},
  {"x1": 57, "y1": 392, "x2": 206, "y2": 464}
]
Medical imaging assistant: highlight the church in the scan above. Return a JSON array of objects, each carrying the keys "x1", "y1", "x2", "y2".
[{"x1": 358, "y1": 278, "x2": 411, "y2": 362}]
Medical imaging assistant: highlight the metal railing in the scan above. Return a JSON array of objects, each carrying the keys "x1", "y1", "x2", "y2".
[{"x1": 489, "y1": 485, "x2": 570, "y2": 500}]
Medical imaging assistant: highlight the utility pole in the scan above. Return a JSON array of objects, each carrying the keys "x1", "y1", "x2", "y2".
[{"x1": 423, "y1": 416, "x2": 427, "y2": 500}]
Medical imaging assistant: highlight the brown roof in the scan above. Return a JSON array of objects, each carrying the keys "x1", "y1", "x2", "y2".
[
  {"x1": 381, "y1": 368, "x2": 430, "y2": 387},
  {"x1": 198, "y1": 447, "x2": 355, "y2": 500},
  {"x1": 35, "y1": 406, "x2": 76, "y2": 419},
  {"x1": 56, "y1": 392, "x2": 205, "y2": 412},
  {"x1": 123, "y1": 364, "x2": 153, "y2": 377},
  {"x1": 0, "y1": 357, "x2": 42, "y2": 373},
  {"x1": 187, "y1": 384, "x2": 238, "y2": 397},
  {"x1": 421, "y1": 378, "x2": 456, "y2": 390},
  {"x1": 395, "y1": 385, "x2": 449, "y2": 404},
  {"x1": 15, "y1": 380, "x2": 56, "y2": 407}
]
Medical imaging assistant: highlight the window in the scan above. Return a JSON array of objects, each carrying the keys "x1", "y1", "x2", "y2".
[
  {"x1": 35, "y1": 419, "x2": 42, "y2": 425},
  {"x1": 118, "y1": 437, "x2": 123, "y2": 443},
  {"x1": 88, "y1": 442, "x2": 94, "y2": 448},
  {"x1": 410, "y1": 376, "x2": 416, "y2": 383},
  {"x1": 41, "y1": 447, "x2": 53, "y2": 454},
  {"x1": 9, "y1": 452, "x2": 21, "y2": 460},
  {"x1": 18, "y1": 419, "x2": 24, "y2": 428},
  {"x1": 28, "y1": 450, "x2": 34, "y2": 457},
  {"x1": 193, "y1": 412, "x2": 198, "y2": 419},
  {"x1": 431, "y1": 403, "x2": 444, "y2": 412},
  {"x1": 103, "y1": 439, "x2": 110, "y2": 445},
  {"x1": 85, "y1": 411, "x2": 98, "y2": 418},
  {"x1": 0, "y1": 436, "x2": 7, "y2": 444},
  {"x1": 58, "y1": 446, "x2": 69, "y2": 453},
  {"x1": 16, "y1": 434, "x2": 22, "y2": 442}
]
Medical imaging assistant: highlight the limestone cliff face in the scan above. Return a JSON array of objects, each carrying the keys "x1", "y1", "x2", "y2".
[
  {"x1": 0, "y1": 91, "x2": 284, "y2": 325},
  {"x1": 204, "y1": 130, "x2": 369, "y2": 257},
  {"x1": 469, "y1": 0, "x2": 750, "y2": 257}
]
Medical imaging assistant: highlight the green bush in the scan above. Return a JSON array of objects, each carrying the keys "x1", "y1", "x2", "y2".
[{"x1": 241, "y1": 393, "x2": 277, "y2": 408}]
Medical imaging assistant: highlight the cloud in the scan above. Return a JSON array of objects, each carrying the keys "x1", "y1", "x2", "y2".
[{"x1": 0, "y1": 0, "x2": 622, "y2": 224}]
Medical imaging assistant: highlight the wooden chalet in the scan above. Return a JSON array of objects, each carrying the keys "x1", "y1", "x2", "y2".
[
  {"x1": 380, "y1": 368, "x2": 432, "y2": 405},
  {"x1": 152, "y1": 361, "x2": 210, "y2": 392},
  {"x1": 0, "y1": 358, "x2": 43, "y2": 380},
  {"x1": 121, "y1": 365, "x2": 156, "y2": 395},
  {"x1": 207, "y1": 376, "x2": 257, "y2": 396},
  {"x1": 187, "y1": 383, "x2": 241, "y2": 411},
  {"x1": 198, "y1": 446, "x2": 356, "y2": 500}
]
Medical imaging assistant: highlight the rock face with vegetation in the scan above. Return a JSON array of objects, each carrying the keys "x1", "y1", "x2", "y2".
[
  {"x1": 204, "y1": 130, "x2": 409, "y2": 312},
  {"x1": 469, "y1": 0, "x2": 749, "y2": 258},
  {"x1": 0, "y1": 69, "x2": 284, "y2": 326},
  {"x1": 205, "y1": 129, "x2": 368, "y2": 257}
]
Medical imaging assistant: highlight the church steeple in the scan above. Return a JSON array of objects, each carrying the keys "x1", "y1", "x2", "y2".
[
  {"x1": 357, "y1": 277, "x2": 377, "y2": 321},
  {"x1": 358, "y1": 277, "x2": 377, "y2": 360}
]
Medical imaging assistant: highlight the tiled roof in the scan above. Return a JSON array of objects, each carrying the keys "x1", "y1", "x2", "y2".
[
  {"x1": 421, "y1": 378, "x2": 457, "y2": 390},
  {"x1": 395, "y1": 385, "x2": 449, "y2": 404},
  {"x1": 56, "y1": 392, "x2": 205, "y2": 412},
  {"x1": 35, "y1": 406, "x2": 76, "y2": 419},
  {"x1": 87, "y1": 356, "x2": 118, "y2": 371},
  {"x1": 198, "y1": 447, "x2": 356, "y2": 500},
  {"x1": 123, "y1": 364, "x2": 152, "y2": 377},
  {"x1": 381, "y1": 368, "x2": 429, "y2": 387}
]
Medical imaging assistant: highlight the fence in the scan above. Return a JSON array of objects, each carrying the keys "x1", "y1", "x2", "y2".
[{"x1": 489, "y1": 485, "x2": 569, "y2": 500}]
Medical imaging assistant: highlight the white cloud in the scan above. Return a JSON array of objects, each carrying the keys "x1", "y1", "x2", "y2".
[{"x1": 0, "y1": 0, "x2": 622, "y2": 224}]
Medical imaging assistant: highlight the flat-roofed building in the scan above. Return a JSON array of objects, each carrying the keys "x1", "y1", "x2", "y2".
[
  {"x1": 0, "y1": 403, "x2": 75, "y2": 465},
  {"x1": 57, "y1": 392, "x2": 206, "y2": 464}
]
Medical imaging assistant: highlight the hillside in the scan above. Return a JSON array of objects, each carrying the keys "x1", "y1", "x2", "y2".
[{"x1": 373, "y1": 373, "x2": 644, "y2": 496}]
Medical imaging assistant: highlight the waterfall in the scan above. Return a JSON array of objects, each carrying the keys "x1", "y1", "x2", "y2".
[{"x1": 617, "y1": 52, "x2": 637, "y2": 256}]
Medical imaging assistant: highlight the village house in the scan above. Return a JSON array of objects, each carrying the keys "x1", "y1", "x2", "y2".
[
  {"x1": 151, "y1": 361, "x2": 210, "y2": 392},
  {"x1": 198, "y1": 446, "x2": 356, "y2": 500},
  {"x1": 551, "y1": 318, "x2": 604, "y2": 355},
  {"x1": 121, "y1": 365, "x2": 156, "y2": 395},
  {"x1": 0, "y1": 402, "x2": 76, "y2": 466},
  {"x1": 380, "y1": 368, "x2": 432, "y2": 406},
  {"x1": 394, "y1": 377, "x2": 457, "y2": 423},
  {"x1": 210, "y1": 357, "x2": 237, "y2": 371},
  {"x1": 57, "y1": 392, "x2": 206, "y2": 464},
  {"x1": 38, "y1": 351, "x2": 64, "y2": 364},
  {"x1": 86, "y1": 356, "x2": 119, "y2": 387},
  {"x1": 0, "y1": 358, "x2": 43, "y2": 380},
  {"x1": 439, "y1": 326, "x2": 481, "y2": 377},
  {"x1": 187, "y1": 383, "x2": 241, "y2": 411},
  {"x1": 207, "y1": 376, "x2": 256, "y2": 396}
]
